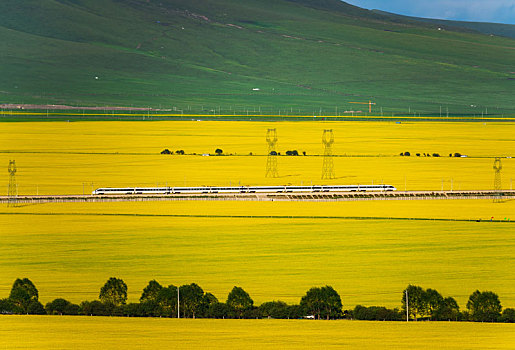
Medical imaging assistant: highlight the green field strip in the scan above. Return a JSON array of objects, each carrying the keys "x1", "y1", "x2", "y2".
[{"x1": 3, "y1": 111, "x2": 515, "y2": 121}]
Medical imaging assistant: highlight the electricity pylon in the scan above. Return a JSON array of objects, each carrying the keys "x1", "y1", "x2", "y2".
[
  {"x1": 493, "y1": 157, "x2": 502, "y2": 203},
  {"x1": 321, "y1": 130, "x2": 335, "y2": 180},
  {"x1": 265, "y1": 129, "x2": 278, "y2": 178},
  {"x1": 7, "y1": 160, "x2": 17, "y2": 206}
]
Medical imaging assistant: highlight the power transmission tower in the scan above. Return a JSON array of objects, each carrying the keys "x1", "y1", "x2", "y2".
[
  {"x1": 7, "y1": 160, "x2": 18, "y2": 207},
  {"x1": 321, "y1": 130, "x2": 335, "y2": 179},
  {"x1": 265, "y1": 129, "x2": 278, "y2": 178},
  {"x1": 493, "y1": 157, "x2": 502, "y2": 203}
]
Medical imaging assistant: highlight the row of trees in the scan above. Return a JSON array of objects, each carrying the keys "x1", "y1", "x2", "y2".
[
  {"x1": 401, "y1": 285, "x2": 512, "y2": 322},
  {"x1": 1, "y1": 278, "x2": 514, "y2": 322},
  {"x1": 400, "y1": 152, "x2": 463, "y2": 157}
]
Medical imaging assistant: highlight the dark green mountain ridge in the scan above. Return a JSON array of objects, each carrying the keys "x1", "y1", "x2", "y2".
[{"x1": 1, "y1": 0, "x2": 513, "y2": 116}]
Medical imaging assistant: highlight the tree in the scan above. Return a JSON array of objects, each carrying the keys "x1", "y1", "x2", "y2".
[
  {"x1": 207, "y1": 302, "x2": 231, "y2": 319},
  {"x1": 300, "y1": 287, "x2": 323, "y2": 319},
  {"x1": 180, "y1": 283, "x2": 205, "y2": 318},
  {"x1": 45, "y1": 298, "x2": 80, "y2": 316},
  {"x1": 198, "y1": 292, "x2": 219, "y2": 318},
  {"x1": 433, "y1": 297, "x2": 460, "y2": 321},
  {"x1": 227, "y1": 286, "x2": 253, "y2": 319},
  {"x1": 215, "y1": 148, "x2": 223, "y2": 155},
  {"x1": 27, "y1": 300, "x2": 46, "y2": 315},
  {"x1": 140, "y1": 280, "x2": 163, "y2": 303},
  {"x1": 0, "y1": 298, "x2": 15, "y2": 314},
  {"x1": 156, "y1": 284, "x2": 178, "y2": 317},
  {"x1": 501, "y1": 308, "x2": 515, "y2": 323},
  {"x1": 9, "y1": 278, "x2": 39, "y2": 313},
  {"x1": 467, "y1": 290, "x2": 502, "y2": 322},
  {"x1": 300, "y1": 286, "x2": 342, "y2": 320},
  {"x1": 99, "y1": 277, "x2": 128, "y2": 306},
  {"x1": 80, "y1": 300, "x2": 110, "y2": 316},
  {"x1": 352, "y1": 305, "x2": 402, "y2": 321},
  {"x1": 259, "y1": 301, "x2": 290, "y2": 319},
  {"x1": 123, "y1": 303, "x2": 145, "y2": 317},
  {"x1": 402, "y1": 285, "x2": 427, "y2": 321},
  {"x1": 320, "y1": 286, "x2": 343, "y2": 319},
  {"x1": 424, "y1": 288, "x2": 444, "y2": 320}
]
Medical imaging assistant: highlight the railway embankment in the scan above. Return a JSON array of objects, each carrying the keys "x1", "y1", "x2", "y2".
[{"x1": 1, "y1": 190, "x2": 514, "y2": 204}]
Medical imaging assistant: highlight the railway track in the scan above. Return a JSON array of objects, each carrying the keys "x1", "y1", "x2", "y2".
[{"x1": 1, "y1": 190, "x2": 514, "y2": 204}]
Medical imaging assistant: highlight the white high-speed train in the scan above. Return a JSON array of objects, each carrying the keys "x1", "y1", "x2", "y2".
[{"x1": 92, "y1": 185, "x2": 396, "y2": 195}]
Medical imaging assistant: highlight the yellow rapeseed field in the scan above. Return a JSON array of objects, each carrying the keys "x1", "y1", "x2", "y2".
[
  {"x1": 0, "y1": 121, "x2": 513, "y2": 194},
  {"x1": 1, "y1": 200, "x2": 513, "y2": 307},
  {"x1": 1, "y1": 121, "x2": 514, "y2": 347},
  {"x1": 1, "y1": 316, "x2": 514, "y2": 349}
]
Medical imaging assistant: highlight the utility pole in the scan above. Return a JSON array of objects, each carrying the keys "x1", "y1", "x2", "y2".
[{"x1": 177, "y1": 286, "x2": 180, "y2": 319}]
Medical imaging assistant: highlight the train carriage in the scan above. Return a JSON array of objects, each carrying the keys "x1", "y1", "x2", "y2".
[{"x1": 92, "y1": 185, "x2": 396, "y2": 195}]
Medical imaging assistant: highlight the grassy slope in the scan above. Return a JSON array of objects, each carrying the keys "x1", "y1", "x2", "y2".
[
  {"x1": 0, "y1": 0, "x2": 514, "y2": 115},
  {"x1": 372, "y1": 10, "x2": 515, "y2": 39}
]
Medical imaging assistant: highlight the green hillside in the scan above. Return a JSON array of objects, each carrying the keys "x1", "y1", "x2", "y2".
[
  {"x1": 372, "y1": 10, "x2": 515, "y2": 39},
  {"x1": 1, "y1": 0, "x2": 514, "y2": 116}
]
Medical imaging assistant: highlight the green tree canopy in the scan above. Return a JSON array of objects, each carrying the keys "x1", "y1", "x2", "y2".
[
  {"x1": 433, "y1": 296, "x2": 460, "y2": 321},
  {"x1": 300, "y1": 287, "x2": 323, "y2": 319},
  {"x1": 227, "y1": 286, "x2": 254, "y2": 318},
  {"x1": 140, "y1": 280, "x2": 163, "y2": 303},
  {"x1": 99, "y1": 277, "x2": 128, "y2": 306},
  {"x1": 9, "y1": 278, "x2": 39, "y2": 313},
  {"x1": 45, "y1": 298, "x2": 80, "y2": 316},
  {"x1": 46, "y1": 298, "x2": 69, "y2": 315},
  {"x1": 501, "y1": 308, "x2": 515, "y2": 323},
  {"x1": 300, "y1": 285, "x2": 342, "y2": 320},
  {"x1": 424, "y1": 288, "x2": 444, "y2": 320},
  {"x1": 180, "y1": 283, "x2": 205, "y2": 318},
  {"x1": 259, "y1": 301, "x2": 290, "y2": 319},
  {"x1": 401, "y1": 285, "x2": 427, "y2": 321},
  {"x1": 467, "y1": 290, "x2": 502, "y2": 322},
  {"x1": 154, "y1": 284, "x2": 178, "y2": 317}
]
